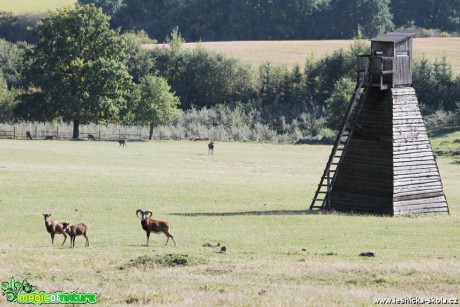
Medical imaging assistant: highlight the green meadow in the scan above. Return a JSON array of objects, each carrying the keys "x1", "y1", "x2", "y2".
[{"x1": 0, "y1": 135, "x2": 458, "y2": 305}]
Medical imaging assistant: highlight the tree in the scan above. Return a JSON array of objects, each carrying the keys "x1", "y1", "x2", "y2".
[
  {"x1": 0, "y1": 38, "x2": 25, "y2": 88},
  {"x1": 331, "y1": 0, "x2": 393, "y2": 38},
  {"x1": 124, "y1": 31, "x2": 156, "y2": 84},
  {"x1": 16, "y1": 4, "x2": 135, "y2": 138},
  {"x1": 134, "y1": 74, "x2": 181, "y2": 140},
  {"x1": 325, "y1": 77, "x2": 355, "y2": 130}
]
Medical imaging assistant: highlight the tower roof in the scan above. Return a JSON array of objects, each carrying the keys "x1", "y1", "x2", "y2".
[{"x1": 370, "y1": 32, "x2": 415, "y2": 43}]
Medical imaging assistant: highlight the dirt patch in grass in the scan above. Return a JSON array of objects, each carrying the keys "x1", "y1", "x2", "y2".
[{"x1": 119, "y1": 254, "x2": 208, "y2": 270}]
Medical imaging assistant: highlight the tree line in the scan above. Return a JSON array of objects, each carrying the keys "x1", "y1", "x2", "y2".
[
  {"x1": 2, "y1": 1, "x2": 460, "y2": 44},
  {"x1": 78, "y1": 0, "x2": 459, "y2": 42},
  {"x1": 1, "y1": 5, "x2": 459, "y2": 141}
]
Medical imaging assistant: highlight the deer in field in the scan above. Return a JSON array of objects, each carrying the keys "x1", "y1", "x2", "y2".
[
  {"x1": 62, "y1": 222, "x2": 89, "y2": 248},
  {"x1": 42, "y1": 214, "x2": 68, "y2": 246},
  {"x1": 208, "y1": 141, "x2": 214, "y2": 155},
  {"x1": 118, "y1": 139, "x2": 127, "y2": 147},
  {"x1": 136, "y1": 209, "x2": 176, "y2": 246}
]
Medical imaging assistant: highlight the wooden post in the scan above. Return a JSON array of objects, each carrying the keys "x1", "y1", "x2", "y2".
[
  {"x1": 13, "y1": 126, "x2": 16, "y2": 139},
  {"x1": 98, "y1": 127, "x2": 101, "y2": 140},
  {"x1": 56, "y1": 127, "x2": 59, "y2": 139},
  {"x1": 34, "y1": 126, "x2": 37, "y2": 139},
  {"x1": 326, "y1": 170, "x2": 330, "y2": 210}
]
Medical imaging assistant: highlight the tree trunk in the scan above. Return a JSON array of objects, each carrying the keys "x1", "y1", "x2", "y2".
[
  {"x1": 73, "y1": 119, "x2": 80, "y2": 139},
  {"x1": 149, "y1": 122, "x2": 154, "y2": 140}
]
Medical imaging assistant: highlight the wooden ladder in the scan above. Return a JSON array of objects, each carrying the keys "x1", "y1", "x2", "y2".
[{"x1": 308, "y1": 59, "x2": 370, "y2": 213}]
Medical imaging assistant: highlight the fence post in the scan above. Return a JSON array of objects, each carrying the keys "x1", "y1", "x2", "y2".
[
  {"x1": 13, "y1": 126, "x2": 16, "y2": 139},
  {"x1": 98, "y1": 127, "x2": 101, "y2": 140},
  {"x1": 56, "y1": 127, "x2": 59, "y2": 139},
  {"x1": 35, "y1": 126, "x2": 37, "y2": 139}
]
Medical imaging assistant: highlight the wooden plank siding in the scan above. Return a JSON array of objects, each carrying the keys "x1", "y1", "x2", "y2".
[
  {"x1": 394, "y1": 38, "x2": 412, "y2": 86},
  {"x1": 328, "y1": 87, "x2": 449, "y2": 215},
  {"x1": 391, "y1": 87, "x2": 448, "y2": 215},
  {"x1": 329, "y1": 88, "x2": 393, "y2": 214},
  {"x1": 370, "y1": 33, "x2": 414, "y2": 88}
]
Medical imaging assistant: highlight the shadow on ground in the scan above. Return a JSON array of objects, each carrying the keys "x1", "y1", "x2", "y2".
[{"x1": 171, "y1": 210, "x2": 307, "y2": 217}]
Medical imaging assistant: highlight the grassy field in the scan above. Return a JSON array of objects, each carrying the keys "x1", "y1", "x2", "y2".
[
  {"x1": 0, "y1": 134, "x2": 459, "y2": 305},
  {"x1": 0, "y1": 0, "x2": 75, "y2": 14},
  {"x1": 149, "y1": 37, "x2": 460, "y2": 74}
]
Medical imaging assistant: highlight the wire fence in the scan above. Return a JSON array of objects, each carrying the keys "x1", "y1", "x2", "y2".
[{"x1": 0, "y1": 125, "x2": 187, "y2": 141}]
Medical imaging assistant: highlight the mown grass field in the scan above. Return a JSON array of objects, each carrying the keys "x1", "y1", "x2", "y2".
[
  {"x1": 0, "y1": 0, "x2": 75, "y2": 14},
  {"x1": 0, "y1": 134, "x2": 459, "y2": 305}
]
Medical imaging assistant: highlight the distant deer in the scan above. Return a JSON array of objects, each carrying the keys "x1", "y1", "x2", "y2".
[
  {"x1": 118, "y1": 140, "x2": 127, "y2": 148},
  {"x1": 87, "y1": 134, "x2": 96, "y2": 141},
  {"x1": 208, "y1": 141, "x2": 214, "y2": 155},
  {"x1": 26, "y1": 131, "x2": 32, "y2": 140}
]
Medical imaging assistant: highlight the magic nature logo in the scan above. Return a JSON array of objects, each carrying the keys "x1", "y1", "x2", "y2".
[{"x1": 1, "y1": 277, "x2": 97, "y2": 305}]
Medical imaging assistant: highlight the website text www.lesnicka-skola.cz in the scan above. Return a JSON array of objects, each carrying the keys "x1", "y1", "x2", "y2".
[{"x1": 373, "y1": 297, "x2": 459, "y2": 305}]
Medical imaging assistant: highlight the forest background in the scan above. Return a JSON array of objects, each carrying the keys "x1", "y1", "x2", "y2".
[{"x1": 0, "y1": 0, "x2": 459, "y2": 141}]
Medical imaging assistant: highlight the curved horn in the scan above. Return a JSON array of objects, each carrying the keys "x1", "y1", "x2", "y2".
[
  {"x1": 136, "y1": 209, "x2": 144, "y2": 219},
  {"x1": 145, "y1": 210, "x2": 153, "y2": 218}
]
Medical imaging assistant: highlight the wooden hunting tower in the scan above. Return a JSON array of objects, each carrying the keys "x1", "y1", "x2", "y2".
[{"x1": 310, "y1": 32, "x2": 449, "y2": 216}]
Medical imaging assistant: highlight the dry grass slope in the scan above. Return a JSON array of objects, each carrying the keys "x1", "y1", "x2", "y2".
[
  {"x1": 148, "y1": 37, "x2": 460, "y2": 74},
  {"x1": 0, "y1": 0, "x2": 75, "y2": 13}
]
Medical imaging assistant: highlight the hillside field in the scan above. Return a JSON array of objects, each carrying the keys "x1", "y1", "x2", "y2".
[
  {"x1": 1, "y1": 0, "x2": 460, "y2": 74},
  {"x1": 0, "y1": 0, "x2": 75, "y2": 13},
  {"x1": 0, "y1": 135, "x2": 458, "y2": 305},
  {"x1": 149, "y1": 37, "x2": 460, "y2": 74}
]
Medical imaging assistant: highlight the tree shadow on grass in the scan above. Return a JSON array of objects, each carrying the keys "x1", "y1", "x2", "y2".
[{"x1": 171, "y1": 210, "x2": 307, "y2": 217}]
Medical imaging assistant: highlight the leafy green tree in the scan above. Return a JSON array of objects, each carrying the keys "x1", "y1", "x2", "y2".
[
  {"x1": 78, "y1": 0, "x2": 125, "y2": 15},
  {"x1": 0, "y1": 38, "x2": 25, "y2": 88},
  {"x1": 330, "y1": 0, "x2": 393, "y2": 38},
  {"x1": 16, "y1": 4, "x2": 135, "y2": 138},
  {"x1": 152, "y1": 38, "x2": 254, "y2": 109},
  {"x1": 124, "y1": 31, "x2": 156, "y2": 84},
  {"x1": 134, "y1": 74, "x2": 181, "y2": 140},
  {"x1": 325, "y1": 77, "x2": 355, "y2": 130}
]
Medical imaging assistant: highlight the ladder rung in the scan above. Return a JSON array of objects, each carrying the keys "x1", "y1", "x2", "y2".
[{"x1": 310, "y1": 66, "x2": 368, "y2": 212}]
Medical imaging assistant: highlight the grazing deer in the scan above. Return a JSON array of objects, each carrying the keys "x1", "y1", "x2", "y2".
[
  {"x1": 208, "y1": 141, "x2": 214, "y2": 155},
  {"x1": 26, "y1": 131, "x2": 32, "y2": 140},
  {"x1": 87, "y1": 134, "x2": 96, "y2": 141},
  {"x1": 118, "y1": 139, "x2": 127, "y2": 147}
]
